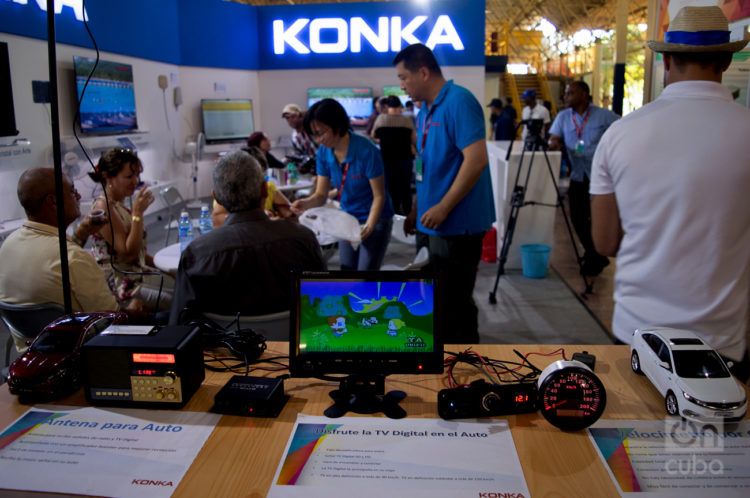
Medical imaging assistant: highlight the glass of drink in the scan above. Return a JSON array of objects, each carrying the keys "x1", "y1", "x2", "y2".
[{"x1": 89, "y1": 209, "x2": 107, "y2": 226}]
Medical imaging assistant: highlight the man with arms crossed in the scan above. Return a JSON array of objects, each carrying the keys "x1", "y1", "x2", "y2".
[
  {"x1": 590, "y1": 6, "x2": 750, "y2": 381},
  {"x1": 393, "y1": 43, "x2": 495, "y2": 344}
]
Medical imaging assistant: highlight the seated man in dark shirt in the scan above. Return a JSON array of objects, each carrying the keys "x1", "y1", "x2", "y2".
[{"x1": 169, "y1": 150, "x2": 325, "y2": 323}]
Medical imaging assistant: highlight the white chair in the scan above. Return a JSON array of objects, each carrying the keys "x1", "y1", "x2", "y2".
[
  {"x1": 159, "y1": 186, "x2": 186, "y2": 246},
  {"x1": 391, "y1": 214, "x2": 416, "y2": 245},
  {"x1": 202, "y1": 310, "x2": 290, "y2": 341},
  {"x1": 381, "y1": 246, "x2": 429, "y2": 271}
]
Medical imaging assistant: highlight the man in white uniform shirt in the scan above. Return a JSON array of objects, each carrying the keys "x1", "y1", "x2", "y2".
[
  {"x1": 520, "y1": 89, "x2": 551, "y2": 142},
  {"x1": 590, "y1": 6, "x2": 750, "y2": 382}
]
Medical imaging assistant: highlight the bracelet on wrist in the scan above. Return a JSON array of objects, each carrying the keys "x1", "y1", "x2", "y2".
[{"x1": 131, "y1": 215, "x2": 143, "y2": 223}]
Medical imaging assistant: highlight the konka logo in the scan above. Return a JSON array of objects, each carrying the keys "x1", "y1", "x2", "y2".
[
  {"x1": 478, "y1": 493, "x2": 527, "y2": 498},
  {"x1": 131, "y1": 479, "x2": 174, "y2": 487}
]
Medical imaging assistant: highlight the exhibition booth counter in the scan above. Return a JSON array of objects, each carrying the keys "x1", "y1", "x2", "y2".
[{"x1": 3, "y1": 343, "x2": 744, "y2": 497}]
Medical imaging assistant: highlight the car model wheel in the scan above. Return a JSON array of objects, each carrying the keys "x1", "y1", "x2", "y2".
[
  {"x1": 665, "y1": 391, "x2": 679, "y2": 416},
  {"x1": 631, "y1": 350, "x2": 643, "y2": 374}
]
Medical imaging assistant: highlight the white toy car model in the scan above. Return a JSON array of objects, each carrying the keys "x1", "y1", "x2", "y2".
[{"x1": 630, "y1": 328, "x2": 747, "y2": 421}]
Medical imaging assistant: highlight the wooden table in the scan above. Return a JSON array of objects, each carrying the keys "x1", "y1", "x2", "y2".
[{"x1": 1, "y1": 343, "x2": 744, "y2": 497}]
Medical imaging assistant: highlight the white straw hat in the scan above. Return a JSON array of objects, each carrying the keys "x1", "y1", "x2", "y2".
[{"x1": 647, "y1": 6, "x2": 749, "y2": 53}]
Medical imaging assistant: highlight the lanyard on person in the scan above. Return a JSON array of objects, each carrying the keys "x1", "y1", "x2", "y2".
[
  {"x1": 416, "y1": 104, "x2": 436, "y2": 183},
  {"x1": 571, "y1": 107, "x2": 590, "y2": 156},
  {"x1": 571, "y1": 107, "x2": 591, "y2": 139},
  {"x1": 337, "y1": 162, "x2": 350, "y2": 202}
]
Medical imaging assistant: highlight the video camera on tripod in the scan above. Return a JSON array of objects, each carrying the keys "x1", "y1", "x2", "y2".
[
  {"x1": 489, "y1": 116, "x2": 593, "y2": 304},
  {"x1": 521, "y1": 118, "x2": 545, "y2": 139}
]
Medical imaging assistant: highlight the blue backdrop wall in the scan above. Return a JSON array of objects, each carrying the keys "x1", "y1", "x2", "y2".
[{"x1": 0, "y1": 0, "x2": 484, "y2": 69}]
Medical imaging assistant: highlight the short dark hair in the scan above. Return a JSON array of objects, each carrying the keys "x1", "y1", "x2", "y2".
[
  {"x1": 89, "y1": 148, "x2": 142, "y2": 184},
  {"x1": 666, "y1": 51, "x2": 732, "y2": 73},
  {"x1": 392, "y1": 43, "x2": 442, "y2": 76},
  {"x1": 304, "y1": 98, "x2": 350, "y2": 138},
  {"x1": 246, "y1": 131, "x2": 265, "y2": 148},
  {"x1": 569, "y1": 80, "x2": 590, "y2": 96},
  {"x1": 385, "y1": 95, "x2": 403, "y2": 108}
]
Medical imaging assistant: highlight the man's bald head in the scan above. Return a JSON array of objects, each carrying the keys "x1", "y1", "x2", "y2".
[
  {"x1": 18, "y1": 168, "x2": 56, "y2": 216},
  {"x1": 17, "y1": 168, "x2": 79, "y2": 227}
]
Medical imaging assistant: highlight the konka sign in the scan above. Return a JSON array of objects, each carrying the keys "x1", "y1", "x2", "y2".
[
  {"x1": 257, "y1": 0, "x2": 485, "y2": 70},
  {"x1": 272, "y1": 15, "x2": 465, "y2": 55}
]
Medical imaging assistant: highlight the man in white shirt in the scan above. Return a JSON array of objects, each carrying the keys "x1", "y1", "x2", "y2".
[
  {"x1": 590, "y1": 6, "x2": 750, "y2": 382},
  {"x1": 520, "y1": 89, "x2": 551, "y2": 143}
]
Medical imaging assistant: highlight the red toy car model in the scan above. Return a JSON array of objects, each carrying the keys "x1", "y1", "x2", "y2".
[{"x1": 7, "y1": 312, "x2": 127, "y2": 401}]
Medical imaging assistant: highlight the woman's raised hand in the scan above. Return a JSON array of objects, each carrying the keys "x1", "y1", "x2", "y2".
[{"x1": 132, "y1": 185, "x2": 155, "y2": 216}]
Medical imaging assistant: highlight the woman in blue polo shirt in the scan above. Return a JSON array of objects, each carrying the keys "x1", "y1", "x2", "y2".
[{"x1": 291, "y1": 98, "x2": 393, "y2": 270}]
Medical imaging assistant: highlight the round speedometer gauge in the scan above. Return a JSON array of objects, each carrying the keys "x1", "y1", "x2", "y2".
[{"x1": 537, "y1": 360, "x2": 607, "y2": 431}]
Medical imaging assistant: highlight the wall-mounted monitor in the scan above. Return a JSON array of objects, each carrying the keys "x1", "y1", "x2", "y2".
[
  {"x1": 382, "y1": 85, "x2": 410, "y2": 106},
  {"x1": 289, "y1": 271, "x2": 443, "y2": 417},
  {"x1": 201, "y1": 99, "x2": 255, "y2": 144},
  {"x1": 307, "y1": 87, "x2": 373, "y2": 127},
  {"x1": 0, "y1": 41, "x2": 19, "y2": 137},
  {"x1": 73, "y1": 56, "x2": 138, "y2": 134}
]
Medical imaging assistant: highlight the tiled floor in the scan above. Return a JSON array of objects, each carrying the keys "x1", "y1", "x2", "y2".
[{"x1": 549, "y1": 204, "x2": 616, "y2": 338}]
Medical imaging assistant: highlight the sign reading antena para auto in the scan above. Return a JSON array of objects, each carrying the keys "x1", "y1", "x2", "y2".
[{"x1": 257, "y1": 0, "x2": 485, "y2": 69}]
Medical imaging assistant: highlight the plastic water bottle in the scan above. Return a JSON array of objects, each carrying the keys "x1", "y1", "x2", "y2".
[
  {"x1": 199, "y1": 204, "x2": 213, "y2": 235},
  {"x1": 178, "y1": 210, "x2": 193, "y2": 252},
  {"x1": 286, "y1": 162, "x2": 299, "y2": 185}
]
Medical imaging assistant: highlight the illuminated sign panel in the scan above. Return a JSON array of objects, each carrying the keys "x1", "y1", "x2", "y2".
[
  {"x1": 272, "y1": 15, "x2": 465, "y2": 55},
  {"x1": 258, "y1": 0, "x2": 485, "y2": 69},
  {"x1": 0, "y1": 0, "x2": 483, "y2": 70},
  {"x1": 2, "y1": 0, "x2": 87, "y2": 22}
]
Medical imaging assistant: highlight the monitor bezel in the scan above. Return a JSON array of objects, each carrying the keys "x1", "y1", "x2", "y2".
[
  {"x1": 289, "y1": 270, "x2": 444, "y2": 378},
  {"x1": 306, "y1": 87, "x2": 374, "y2": 127},
  {"x1": 200, "y1": 98, "x2": 255, "y2": 144},
  {"x1": 73, "y1": 55, "x2": 138, "y2": 135}
]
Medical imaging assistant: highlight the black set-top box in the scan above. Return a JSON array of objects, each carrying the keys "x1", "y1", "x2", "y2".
[{"x1": 81, "y1": 325, "x2": 204, "y2": 408}]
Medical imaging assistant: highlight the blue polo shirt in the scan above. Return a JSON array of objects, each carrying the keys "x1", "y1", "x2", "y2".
[
  {"x1": 549, "y1": 105, "x2": 619, "y2": 181},
  {"x1": 416, "y1": 80, "x2": 495, "y2": 236},
  {"x1": 316, "y1": 132, "x2": 394, "y2": 223}
]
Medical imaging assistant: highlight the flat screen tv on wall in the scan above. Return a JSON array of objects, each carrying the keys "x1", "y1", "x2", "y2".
[
  {"x1": 201, "y1": 99, "x2": 255, "y2": 143},
  {"x1": 0, "y1": 41, "x2": 18, "y2": 137},
  {"x1": 307, "y1": 87, "x2": 373, "y2": 127},
  {"x1": 382, "y1": 85, "x2": 410, "y2": 107},
  {"x1": 73, "y1": 56, "x2": 138, "y2": 134}
]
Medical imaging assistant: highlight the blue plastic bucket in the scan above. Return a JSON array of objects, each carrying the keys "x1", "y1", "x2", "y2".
[{"x1": 520, "y1": 244, "x2": 551, "y2": 279}]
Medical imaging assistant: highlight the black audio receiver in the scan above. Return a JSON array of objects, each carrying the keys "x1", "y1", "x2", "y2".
[
  {"x1": 81, "y1": 325, "x2": 204, "y2": 408},
  {"x1": 438, "y1": 380, "x2": 538, "y2": 419}
]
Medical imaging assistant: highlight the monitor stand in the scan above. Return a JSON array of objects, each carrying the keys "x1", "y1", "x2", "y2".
[{"x1": 324, "y1": 374, "x2": 406, "y2": 419}]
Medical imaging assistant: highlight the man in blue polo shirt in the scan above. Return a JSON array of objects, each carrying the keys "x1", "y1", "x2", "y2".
[
  {"x1": 549, "y1": 81, "x2": 619, "y2": 276},
  {"x1": 393, "y1": 43, "x2": 495, "y2": 343}
]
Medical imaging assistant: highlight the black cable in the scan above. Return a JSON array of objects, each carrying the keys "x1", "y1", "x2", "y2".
[
  {"x1": 444, "y1": 349, "x2": 541, "y2": 387},
  {"x1": 185, "y1": 316, "x2": 276, "y2": 374},
  {"x1": 73, "y1": 0, "x2": 164, "y2": 317}
]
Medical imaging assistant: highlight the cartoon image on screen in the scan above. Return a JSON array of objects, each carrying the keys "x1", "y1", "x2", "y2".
[{"x1": 299, "y1": 279, "x2": 434, "y2": 354}]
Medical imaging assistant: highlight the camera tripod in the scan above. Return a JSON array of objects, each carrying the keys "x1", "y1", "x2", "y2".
[{"x1": 488, "y1": 121, "x2": 592, "y2": 304}]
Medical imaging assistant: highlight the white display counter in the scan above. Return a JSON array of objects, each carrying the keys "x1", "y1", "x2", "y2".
[{"x1": 486, "y1": 141, "x2": 562, "y2": 270}]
